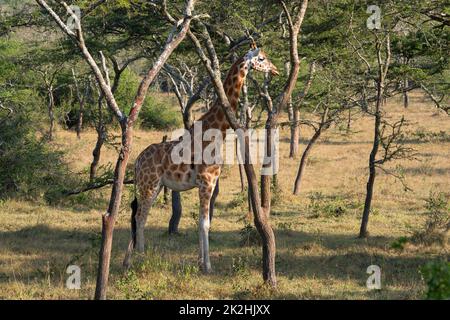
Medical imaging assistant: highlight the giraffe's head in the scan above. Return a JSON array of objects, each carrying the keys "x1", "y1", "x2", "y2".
[{"x1": 244, "y1": 46, "x2": 279, "y2": 76}]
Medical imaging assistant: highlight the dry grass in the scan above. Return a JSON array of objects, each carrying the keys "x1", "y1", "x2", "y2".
[{"x1": 0, "y1": 91, "x2": 448, "y2": 299}]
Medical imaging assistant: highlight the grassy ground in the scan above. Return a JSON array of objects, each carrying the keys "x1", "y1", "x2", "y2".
[{"x1": 0, "y1": 91, "x2": 448, "y2": 299}]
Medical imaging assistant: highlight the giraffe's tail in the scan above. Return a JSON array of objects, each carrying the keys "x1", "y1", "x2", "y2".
[{"x1": 130, "y1": 197, "x2": 138, "y2": 248}]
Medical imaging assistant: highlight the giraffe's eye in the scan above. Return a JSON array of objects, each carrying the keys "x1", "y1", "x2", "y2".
[{"x1": 258, "y1": 56, "x2": 265, "y2": 62}]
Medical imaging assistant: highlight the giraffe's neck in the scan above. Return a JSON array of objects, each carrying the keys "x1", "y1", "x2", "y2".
[{"x1": 199, "y1": 57, "x2": 248, "y2": 132}]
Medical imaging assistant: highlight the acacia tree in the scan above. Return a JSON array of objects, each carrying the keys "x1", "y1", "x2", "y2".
[
  {"x1": 165, "y1": 0, "x2": 309, "y2": 287},
  {"x1": 352, "y1": 1, "x2": 448, "y2": 237},
  {"x1": 36, "y1": 0, "x2": 197, "y2": 299}
]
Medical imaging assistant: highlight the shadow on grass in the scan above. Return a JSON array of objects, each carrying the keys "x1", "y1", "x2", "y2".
[{"x1": 0, "y1": 222, "x2": 438, "y2": 295}]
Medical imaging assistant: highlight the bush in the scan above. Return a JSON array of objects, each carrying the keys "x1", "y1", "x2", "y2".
[
  {"x1": 239, "y1": 223, "x2": 261, "y2": 247},
  {"x1": 139, "y1": 95, "x2": 182, "y2": 130},
  {"x1": 412, "y1": 192, "x2": 449, "y2": 246},
  {"x1": 307, "y1": 192, "x2": 349, "y2": 218},
  {"x1": 113, "y1": 69, "x2": 181, "y2": 130},
  {"x1": 0, "y1": 92, "x2": 75, "y2": 201},
  {"x1": 420, "y1": 260, "x2": 450, "y2": 300}
]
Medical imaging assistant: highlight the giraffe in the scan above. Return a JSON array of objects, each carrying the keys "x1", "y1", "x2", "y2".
[{"x1": 123, "y1": 45, "x2": 279, "y2": 273}]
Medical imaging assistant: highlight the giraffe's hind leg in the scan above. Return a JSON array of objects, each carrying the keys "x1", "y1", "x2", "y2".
[{"x1": 123, "y1": 185, "x2": 162, "y2": 269}]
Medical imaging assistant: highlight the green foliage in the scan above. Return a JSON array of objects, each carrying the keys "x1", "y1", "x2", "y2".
[
  {"x1": 0, "y1": 39, "x2": 76, "y2": 201},
  {"x1": 0, "y1": 101, "x2": 75, "y2": 201},
  {"x1": 391, "y1": 236, "x2": 409, "y2": 251},
  {"x1": 229, "y1": 188, "x2": 248, "y2": 209},
  {"x1": 412, "y1": 192, "x2": 449, "y2": 246},
  {"x1": 420, "y1": 260, "x2": 450, "y2": 300},
  {"x1": 139, "y1": 95, "x2": 182, "y2": 130},
  {"x1": 239, "y1": 223, "x2": 261, "y2": 247},
  {"x1": 307, "y1": 192, "x2": 350, "y2": 218},
  {"x1": 114, "y1": 69, "x2": 181, "y2": 130},
  {"x1": 231, "y1": 255, "x2": 251, "y2": 277},
  {"x1": 409, "y1": 128, "x2": 450, "y2": 143}
]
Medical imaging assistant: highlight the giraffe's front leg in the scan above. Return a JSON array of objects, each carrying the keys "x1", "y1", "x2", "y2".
[{"x1": 198, "y1": 184, "x2": 214, "y2": 274}]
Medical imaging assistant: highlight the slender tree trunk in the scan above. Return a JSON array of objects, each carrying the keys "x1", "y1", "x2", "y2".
[
  {"x1": 243, "y1": 160, "x2": 276, "y2": 286},
  {"x1": 403, "y1": 78, "x2": 409, "y2": 108},
  {"x1": 359, "y1": 109, "x2": 380, "y2": 238},
  {"x1": 90, "y1": 84, "x2": 105, "y2": 182},
  {"x1": 289, "y1": 108, "x2": 300, "y2": 158},
  {"x1": 238, "y1": 164, "x2": 245, "y2": 192},
  {"x1": 95, "y1": 121, "x2": 133, "y2": 299},
  {"x1": 346, "y1": 108, "x2": 351, "y2": 133},
  {"x1": 286, "y1": 60, "x2": 300, "y2": 159},
  {"x1": 47, "y1": 86, "x2": 55, "y2": 141},
  {"x1": 360, "y1": 84, "x2": 382, "y2": 238},
  {"x1": 76, "y1": 107, "x2": 84, "y2": 139},
  {"x1": 293, "y1": 128, "x2": 321, "y2": 195},
  {"x1": 169, "y1": 190, "x2": 182, "y2": 234},
  {"x1": 90, "y1": 128, "x2": 105, "y2": 182},
  {"x1": 359, "y1": 33, "x2": 390, "y2": 238}
]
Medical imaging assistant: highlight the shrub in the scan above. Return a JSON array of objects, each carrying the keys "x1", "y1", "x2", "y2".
[
  {"x1": 112, "y1": 69, "x2": 182, "y2": 130},
  {"x1": 420, "y1": 260, "x2": 450, "y2": 300},
  {"x1": 0, "y1": 93, "x2": 75, "y2": 201},
  {"x1": 390, "y1": 236, "x2": 409, "y2": 251},
  {"x1": 229, "y1": 188, "x2": 248, "y2": 209},
  {"x1": 239, "y1": 223, "x2": 261, "y2": 247},
  {"x1": 139, "y1": 95, "x2": 182, "y2": 130},
  {"x1": 412, "y1": 192, "x2": 449, "y2": 246},
  {"x1": 307, "y1": 192, "x2": 349, "y2": 218}
]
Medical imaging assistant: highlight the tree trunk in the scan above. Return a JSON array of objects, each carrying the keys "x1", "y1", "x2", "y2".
[
  {"x1": 169, "y1": 190, "x2": 182, "y2": 234},
  {"x1": 289, "y1": 108, "x2": 300, "y2": 158},
  {"x1": 47, "y1": 87, "x2": 55, "y2": 141},
  {"x1": 90, "y1": 128, "x2": 105, "y2": 182},
  {"x1": 359, "y1": 32, "x2": 390, "y2": 238},
  {"x1": 76, "y1": 107, "x2": 84, "y2": 139},
  {"x1": 244, "y1": 163, "x2": 276, "y2": 287},
  {"x1": 346, "y1": 109, "x2": 351, "y2": 133},
  {"x1": 95, "y1": 121, "x2": 133, "y2": 299},
  {"x1": 403, "y1": 78, "x2": 409, "y2": 108},
  {"x1": 90, "y1": 89, "x2": 105, "y2": 182},
  {"x1": 360, "y1": 84, "x2": 382, "y2": 238},
  {"x1": 293, "y1": 128, "x2": 321, "y2": 195}
]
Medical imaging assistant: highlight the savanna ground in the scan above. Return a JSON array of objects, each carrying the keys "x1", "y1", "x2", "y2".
[{"x1": 0, "y1": 91, "x2": 448, "y2": 300}]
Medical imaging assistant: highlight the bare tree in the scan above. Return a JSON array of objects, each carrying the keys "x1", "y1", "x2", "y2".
[
  {"x1": 35, "y1": 0, "x2": 197, "y2": 299},
  {"x1": 359, "y1": 31, "x2": 391, "y2": 238},
  {"x1": 36, "y1": 65, "x2": 64, "y2": 140},
  {"x1": 71, "y1": 68, "x2": 90, "y2": 139}
]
